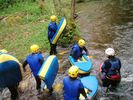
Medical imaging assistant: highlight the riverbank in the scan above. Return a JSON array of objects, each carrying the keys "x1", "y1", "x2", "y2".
[{"x1": 0, "y1": 0, "x2": 79, "y2": 61}]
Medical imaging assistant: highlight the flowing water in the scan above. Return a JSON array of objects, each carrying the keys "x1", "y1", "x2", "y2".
[
  {"x1": 1, "y1": 0, "x2": 133, "y2": 100},
  {"x1": 77, "y1": 0, "x2": 133, "y2": 100}
]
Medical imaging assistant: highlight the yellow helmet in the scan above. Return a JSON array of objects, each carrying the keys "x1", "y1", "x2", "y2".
[
  {"x1": 0, "y1": 49, "x2": 8, "y2": 53},
  {"x1": 78, "y1": 39, "x2": 86, "y2": 47},
  {"x1": 50, "y1": 15, "x2": 57, "y2": 22},
  {"x1": 30, "y1": 44, "x2": 39, "y2": 53},
  {"x1": 68, "y1": 66, "x2": 79, "y2": 78}
]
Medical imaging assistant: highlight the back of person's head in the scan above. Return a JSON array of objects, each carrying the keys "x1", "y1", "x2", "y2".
[
  {"x1": 68, "y1": 66, "x2": 79, "y2": 79},
  {"x1": 0, "y1": 49, "x2": 8, "y2": 53},
  {"x1": 105, "y1": 48, "x2": 115, "y2": 58},
  {"x1": 78, "y1": 39, "x2": 86, "y2": 48},
  {"x1": 50, "y1": 15, "x2": 57, "y2": 22},
  {"x1": 30, "y1": 44, "x2": 39, "y2": 53}
]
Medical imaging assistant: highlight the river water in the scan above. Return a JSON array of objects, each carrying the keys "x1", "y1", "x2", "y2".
[
  {"x1": 1, "y1": 0, "x2": 133, "y2": 100},
  {"x1": 77, "y1": 0, "x2": 133, "y2": 100}
]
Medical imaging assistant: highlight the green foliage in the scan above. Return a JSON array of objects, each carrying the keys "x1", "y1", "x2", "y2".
[
  {"x1": 0, "y1": 0, "x2": 35, "y2": 10},
  {"x1": 0, "y1": 1, "x2": 53, "y2": 60},
  {"x1": 52, "y1": 0, "x2": 80, "y2": 46},
  {"x1": 0, "y1": 0, "x2": 79, "y2": 60}
]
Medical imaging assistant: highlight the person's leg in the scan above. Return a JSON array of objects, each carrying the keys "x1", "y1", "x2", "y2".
[
  {"x1": 35, "y1": 77, "x2": 41, "y2": 90},
  {"x1": 53, "y1": 44, "x2": 57, "y2": 55},
  {"x1": 8, "y1": 85, "x2": 18, "y2": 100},
  {"x1": 111, "y1": 79, "x2": 121, "y2": 88},
  {"x1": 50, "y1": 44, "x2": 53, "y2": 55},
  {"x1": 54, "y1": 44, "x2": 57, "y2": 54},
  {"x1": 102, "y1": 77, "x2": 111, "y2": 92}
]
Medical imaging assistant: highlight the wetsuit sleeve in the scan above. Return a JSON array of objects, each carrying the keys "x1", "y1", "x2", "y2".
[
  {"x1": 71, "y1": 47, "x2": 77, "y2": 57},
  {"x1": 101, "y1": 63, "x2": 105, "y2": 73},
  {"x1": 48, "y1": 23, "x2": 57, "y2": 39},
  {"x1": 49, "y1": 23, "x2": 57, "y2": 32},
  {"x1": 83, "y1": 47, "x2": 89, "y2": 55},
  {"x1": 119, "y1": 59, "x2": 121, "y2": 68},
  {"x1": 118, "y1": 59, "x2": 121, "y2": 73},
  {"x1": 38, "y1": 54, "x2": 44, "y2": 65},
  {"x1": 79, "y1": 82, "x2": 87, "y2": 98},
  {"x1": 101, "y1": 60, "x2": 111, "y2": 74}
]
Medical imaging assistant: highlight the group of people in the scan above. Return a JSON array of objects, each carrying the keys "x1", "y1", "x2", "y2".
[
  {"x1": 0, "y1": 44, "x2": 44, "y2": 100},
  {"x1": 48, "y1": 15, "x2": 122, "y2": 99},
  {"x1": 0, "y1": 15, "x2": 121, "y2": 100}
]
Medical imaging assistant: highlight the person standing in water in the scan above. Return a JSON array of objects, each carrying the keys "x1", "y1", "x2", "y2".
[{"x1": 100, "y1": 48, "x2": 121, "y2": 91}]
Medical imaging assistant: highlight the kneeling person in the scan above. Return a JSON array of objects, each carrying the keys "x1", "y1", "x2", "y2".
[{"x1": 70, "y1": 39, "x2": 89, "y2": 62}]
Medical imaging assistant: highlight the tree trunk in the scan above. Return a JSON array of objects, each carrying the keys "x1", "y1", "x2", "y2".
[{"x1": 71, "y1": 0, "x2": 76, "y2": 19}]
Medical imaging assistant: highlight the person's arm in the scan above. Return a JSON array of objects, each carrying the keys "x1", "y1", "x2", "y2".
[
  {"x1": 118, "y1": 59, "x2": 121, "y2": 73},
  {"x1": 38, "y1": 53, "x2": 44, "y2": 65},
  {"x1": 22, "y1": 60, "x2": 28, "y2": 72},
  {"x1": 101, "y1": 63, "x2": 106, "y2": 73},
  {"x1": 70, "y1": 47, "x2": 76, "y2": 56},
  {"x1": 49, "y1": 23, "x2": 57, "y2": 32},
  {"x1": 39, "y1": 59, "x2": 44, "y2": 65},
  {"x1": 101, "y1": 60, "x2": 111, "y2": 74},
  {"x1": 79, "y1": 81, "x2": 88, "y2": 99},
  {"x1": 80, "y1": 88, "x2": 87, "y2": 98},
  {"x1": 83, "y1": 47, "x2": 89, "y2": 55},
  {"x1": 48, "y1": 23, "x2": 57, "y2": 39}
]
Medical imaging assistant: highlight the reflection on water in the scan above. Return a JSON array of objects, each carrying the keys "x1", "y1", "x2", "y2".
[{"x1": 77, "y1": 0, "x2": 133, "y2": 100}]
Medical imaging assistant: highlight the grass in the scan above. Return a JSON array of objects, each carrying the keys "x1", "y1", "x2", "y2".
[
  {"x1": 0, "y1": 0, "x2": 80, "y2": 61},
  {"x1": 0, "y1": 0, "x2": 56, "y2": 61}
]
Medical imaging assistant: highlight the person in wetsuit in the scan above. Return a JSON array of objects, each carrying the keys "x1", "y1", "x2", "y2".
[
  {"x1": 63, "y1": 66, "x2": 90, "y2": 100},
  {"x1": 100, "y1": 48, "x2": 121, "y2": 91},
  {"x1": 0, "y1": 49, "x2": 22, "y2": 100},
  {"x1": 23, "y1": 44, "x2": 44, "y2": 93},
  {"x1": 70, "y1": 39, "x2": 89, "y2": 61}
]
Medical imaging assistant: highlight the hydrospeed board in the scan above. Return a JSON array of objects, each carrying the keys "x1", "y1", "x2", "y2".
[
  {"x1": 79, "y1": 76, "x2": 98, "y2": 99},
  {"x1": 38, "y1": 55, "x2": 59, "y2": 90},
  {"x1": 68, "y1": 55, "x2": 93, "y2": 74},
  {"x1": 51, "y1": 17, "x2": 66, "y2": 44},
  {"x1": 0, "y1": 53, "x2": 22, "y2": 88}
]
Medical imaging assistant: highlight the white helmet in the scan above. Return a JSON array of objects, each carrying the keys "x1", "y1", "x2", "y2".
[{"x1": 105, "y1": 48, "x2": 115, "y2": 56}]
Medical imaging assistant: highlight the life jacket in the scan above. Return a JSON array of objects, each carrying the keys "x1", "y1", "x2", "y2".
[
  {"x1": 0, "y1": 53, "x2": 22, "y2": 87},
  {"x1": 70, "y1": 44, "x2": 82, "y2": 61},
  {"x1": 26, "y1": 53, "x2": 43, "y2": 77},
  {"x1": 63, "y1": 76, "x2": 83, "y2": 100},
  {"x1": 107, "y1": 59, "x2": 121, "y2": 80},
  {"x1": 48, "y1": 22, "x2": 57, "y2": 39}
]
